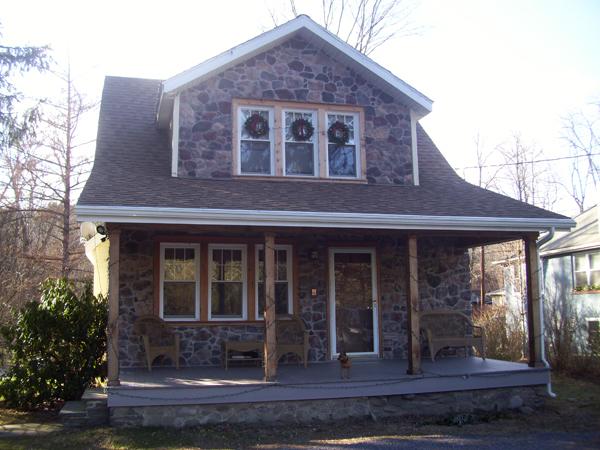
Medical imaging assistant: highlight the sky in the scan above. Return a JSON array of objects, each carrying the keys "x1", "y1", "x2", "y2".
[{"x1": 2, "y1": 0, "x2": 599, "y2": 216}]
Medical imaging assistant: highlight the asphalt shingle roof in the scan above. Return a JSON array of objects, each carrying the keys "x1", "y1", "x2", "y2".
[{"x1": 78, "y1": 76, "x2": 568, "y2": 222}]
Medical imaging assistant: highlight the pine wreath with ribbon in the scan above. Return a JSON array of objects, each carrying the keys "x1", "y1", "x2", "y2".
[
  {"x1": 327, "y1": 121, "x2": 350, "y2": 146},
  {"x1": 291, "y1": 118, "x2": 314, "y2": 141},
  {"x1": 244, "y1": 113, "x2": 269, "y2": 138}
]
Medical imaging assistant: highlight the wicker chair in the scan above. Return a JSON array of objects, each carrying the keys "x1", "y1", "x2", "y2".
[
  {"x1": 133, "y1": 315, "x2": 180, "y2": 371},
  {"x1": 276, "y1": 316, "x2": 310, "y2": 368},
  {"x1": 420, "y1": 310, "x2": 485, "y2": 361}
]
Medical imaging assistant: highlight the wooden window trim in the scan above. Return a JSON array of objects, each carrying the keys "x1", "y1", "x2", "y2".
[
  {"x1": 255, "y1": 244, "x2": 294, "y2": 320},
  {"x1": 158, "y1": 243, "x2": 201, "y2": 321},
  {"x1": 232, "y1": 98, "x2": 366, "y2": 181},
  {"x1": 208, "y1": 243, "x2": 248, "y2": 321}
]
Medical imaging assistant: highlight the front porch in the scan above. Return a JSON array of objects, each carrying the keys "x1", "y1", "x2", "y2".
[{"x1": 110, "y1": 357, "x2": 549, "y2": 407}]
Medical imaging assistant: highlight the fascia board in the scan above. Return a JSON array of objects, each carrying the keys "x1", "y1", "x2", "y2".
[{"x1": 75, "y1": 205, "x2": 575, "y2": 233}]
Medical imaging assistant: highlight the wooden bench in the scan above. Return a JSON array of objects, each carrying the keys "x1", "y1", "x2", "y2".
[
  {"x1": 420, "y1": 310, "x2": 486, "y2": 361},
  {"x1": 223, "y1": 317, "x2": 310, "y2": 369}
]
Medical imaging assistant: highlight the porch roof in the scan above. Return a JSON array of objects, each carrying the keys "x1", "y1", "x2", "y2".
[{"x1": 76, "y1": 77, "x2": 573, "y2": 232}]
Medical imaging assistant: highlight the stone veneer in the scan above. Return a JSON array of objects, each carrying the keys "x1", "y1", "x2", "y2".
[
  {"x1": 177, "y1": 36, "x2": 414, "y2": 185},
  {"x1": 118, "y1": 230, "x2": 471, "y2": 368},
  {"x1": 110, "y1": 385, "x2": 546, "y2": 427}
]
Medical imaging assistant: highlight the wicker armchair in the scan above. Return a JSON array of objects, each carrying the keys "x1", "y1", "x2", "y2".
[
  {"x1": 133, "y1": 315, "x2": 180, "y2": 371},
  {"x1": 276, "y1": 316, "x2": 309, "y2": 368},
  {"x1": 420, "y1": 310, "x2": 485, "y2": 361}
]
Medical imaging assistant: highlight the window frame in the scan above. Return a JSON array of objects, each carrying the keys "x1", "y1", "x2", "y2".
[
  {"x1": 573, "y1": 251, "x2": 600, "y2": 289},
  {"x1": 232, "y1": 99, "x2": 365, "y2": 181},
  {"x1": 325, "y1": 110, "x2": 361, "y2": 179},
  {"x1": 159, "y1": 243, "x2": 201, "y2": 322},
  {"x1": 255, "y1": 244, "x2": 294, "y2": 320},
  {"x1": 236, "y1": 105, "x2": 275, "y2": 176},
  {"x1": 281, "y1": 108, "x2": 319, "y2": 178},
  {"x1": 208, "y1": 243, "x2": 248, "y2": 321}
]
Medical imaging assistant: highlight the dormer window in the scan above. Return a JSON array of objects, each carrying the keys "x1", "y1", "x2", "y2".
[
  {"x1": 233, "y1": 99, "x2": 365, "y2": 181},
  {"x1": 238, "y1": 107, "x2": 274, "y2": 175}
]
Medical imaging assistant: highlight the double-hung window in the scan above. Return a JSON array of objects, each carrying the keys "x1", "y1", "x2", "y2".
[
  {"x1": 209, "y1": 245, "x2": 247, "y2": 320},
  {"x1": 238, "y1": 107, "x2": 274, "y2": 175},
  {"x1": 573, "y1": 251, "x2": 600, "y2": 289},
  {"x1": 326, "y1": 112, "x2": 360, "y2": 178},
  {"x1": 283, "y1": 110, "x2": 318, "y2": 176},
  {"x1": 159, "y1": 243, "x2": 200, "y2": 321},
  {"x1": 256, "y1": 245, "x2": 293, "y2": 319}
]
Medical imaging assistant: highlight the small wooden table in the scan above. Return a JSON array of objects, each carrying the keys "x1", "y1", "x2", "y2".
[{"x1": 224, "y1": 341, "x2": 263, "y2": 370}]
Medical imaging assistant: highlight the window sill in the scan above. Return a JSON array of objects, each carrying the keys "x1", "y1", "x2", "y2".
[
  {"x1": 165, "y1": 320, "x2": 265, "y2": 327},
  {"x1": 573, "y1": 290, "x2": 600, "y2": 295},
  {"x1": 233, "y1": 175, "x2": 367, "y2": 184}
]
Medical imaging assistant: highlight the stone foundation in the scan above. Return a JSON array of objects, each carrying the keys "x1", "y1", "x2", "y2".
[{"x1": 110, "y1": 385, "x2": 546, "y2": 428}]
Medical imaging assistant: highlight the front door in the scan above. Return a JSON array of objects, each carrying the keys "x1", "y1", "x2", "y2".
[{"x1": 329, "y1": 248, "x2": 379, "y2": 358}]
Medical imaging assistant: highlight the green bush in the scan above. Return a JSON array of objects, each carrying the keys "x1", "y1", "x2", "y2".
[{"x1": 0, "y1": 278, "x2": 107, "y2": 409}]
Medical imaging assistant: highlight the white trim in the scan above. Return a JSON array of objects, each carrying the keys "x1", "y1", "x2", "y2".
[
  {"x1": 282, "y1": 108, "x2": 319, "y2": 178},
  {"x1": 159, "y1": 243, "x2": 201, "y2": 321},
  {"x1": 161, "y1": 15, "x2": 432, "y2": 115},
  {"x1": 325, "y1": 111, "x2": 361, "y2": 179},
  {"x1": 410, "y1": 110, "x2": 419, "y2": 186},
  {"x1": 237, "y1": 105, "x2": 275, "y2": 176},
  {"x1": 170, "y1": 93, "x2": 180, "y2": 177},
  {"x1": 328, "y1": 247, "x2": 379, "y2": 358},
  {"x1": 255, "y1": 244, "x2": 293, "y2": 319},
  {"x1": 207, "y1": 244, "x2": 248, "y2": 321},
  {"x1": 75, "y1": 205, "x2": 576, "y2": 232},
  {"x1": 541, "y1": 243, "x2": 600, "y2": 258}
]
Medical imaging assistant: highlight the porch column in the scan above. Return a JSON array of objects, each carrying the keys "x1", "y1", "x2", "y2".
[
  {"x1": 263, "y1": 233, "x2": 277, "y2": 381},
  {"x1": 406, "y1": 235, "x2": 422, "y2": 374},
  {"x1": 524, "y1": 233, "x2": 543, "y2": 367},
  {"x1": 107, "y1": 227, "x2": 121, "y2": 386}
]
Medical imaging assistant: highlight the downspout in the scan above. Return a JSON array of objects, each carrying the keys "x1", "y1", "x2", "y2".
[{"x1": 536, "y1": 227, "x2": 556, "y2": 397}]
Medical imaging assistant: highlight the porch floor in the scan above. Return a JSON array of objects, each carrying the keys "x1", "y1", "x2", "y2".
[{"x1": 110, "y1": 358, "x2": 550, "y2": 407}]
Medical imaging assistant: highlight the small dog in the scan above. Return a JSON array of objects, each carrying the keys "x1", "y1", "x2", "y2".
[{"x1": 338, "y1": 351, "x2": 352, "y2": 380}]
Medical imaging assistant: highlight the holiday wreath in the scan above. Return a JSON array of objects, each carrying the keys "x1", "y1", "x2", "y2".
[
  {"x1": 327, "y1": 121, "x2": 350, "y2": 146},
  {"x1": 291, "y1": 118, "x2": 314, "y2": 141},
  {"x1": 244, "y1": 113, "x2": 269, "y2": 138}
]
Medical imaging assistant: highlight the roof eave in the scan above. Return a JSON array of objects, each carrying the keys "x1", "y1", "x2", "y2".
[{"x1": 75, "y1": 204, "x2": 575, "y2": 233}]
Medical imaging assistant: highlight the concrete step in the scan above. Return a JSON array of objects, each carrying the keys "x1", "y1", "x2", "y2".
[{"x1": 59, "y1": 401, "x2": 87, "y2": 427}]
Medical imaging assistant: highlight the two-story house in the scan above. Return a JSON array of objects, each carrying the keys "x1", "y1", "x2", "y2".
[{"x1": 76, "y1": 16, "x2": 574, "y2": 426}]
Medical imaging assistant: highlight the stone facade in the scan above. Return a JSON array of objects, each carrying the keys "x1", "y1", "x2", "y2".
[
  {"x1": 109, "y1": 385, "x2": 547, "y2": 427},
  {"x1": 117, "y1": 229, "x2": 471, "y2": 369},
  {"x1": 177, "y1": 36, "x2": 413, "y2": 185}
]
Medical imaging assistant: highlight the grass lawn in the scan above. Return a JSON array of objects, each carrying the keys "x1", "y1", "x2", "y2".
[{"x1": 0, "y1": 374, "x2": 598, "y2": 449}]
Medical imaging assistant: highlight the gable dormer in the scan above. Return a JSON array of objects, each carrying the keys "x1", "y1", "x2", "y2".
[{"x1": 157, "y1": 15, "x2": 432, "y2": 186}]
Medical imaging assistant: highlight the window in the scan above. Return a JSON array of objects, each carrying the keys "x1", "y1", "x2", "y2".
[
  {"x1": 159, "y1": 244, "x2": 200, "y2": 321},
  {"x1": 234, "y1": 99, "x2": 364, "y2": 180},
  {"x1": 256, "y1": 245, "x2": 293, "y2": 319},
  {"x1": 209, "y1": 245, "x2": 247, "y2": 320},
  {"x1": 573, "y1": 251, "x2": 600, "y2": 290},
  {"x1": 283, "y1": 110, "x2": 317, "y2": 176},
  {"x1": 327, "y1": 112, "x2": 359, "y2": 178},
  {"x1": 238, "y1": 107, "x2": 274, "y2": 175}
]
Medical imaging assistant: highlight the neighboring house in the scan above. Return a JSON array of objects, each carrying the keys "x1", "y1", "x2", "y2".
[
  {"x1": 541, "y1": 205, "x2": 600, "y2": 349},
  {"x1": 76, "y1": 16, "x2": 574, "y2": 426}
]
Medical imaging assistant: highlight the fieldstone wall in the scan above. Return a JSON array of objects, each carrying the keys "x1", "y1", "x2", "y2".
[
  {"x1": 110, "y1": 385, "x2": 546, "y2": 427},
  {"x1": 178, "y1": 35, "x2": 413, "y2": 184},
  {"x1": 117, "y1": 230, "x2": 471, "y2": 367}
]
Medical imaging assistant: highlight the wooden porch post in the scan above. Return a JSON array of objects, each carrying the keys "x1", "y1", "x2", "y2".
[
  {"x1": 524, "y1": 233, "x2": 543, "y2": 367},
  {"x1": 107, "y1": 227, "x2": 121, "y2": 386},
  {"x1": 263, "y1": 233, "x2": 277, "y2": 381},
  {"x1": 406, "y1": 235, "x2": 422, "y2": 374}
]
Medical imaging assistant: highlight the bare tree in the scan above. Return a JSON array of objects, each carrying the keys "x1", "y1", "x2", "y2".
[
  {"x1": 268, "y1": 0, "x2": 422, "y2": 55},
  {"x1": 561, "y1": 101, "x2": 600, "y2": 213}
]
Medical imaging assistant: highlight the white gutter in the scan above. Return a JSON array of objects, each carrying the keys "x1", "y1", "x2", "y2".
[
  {"x1": 536, "y1": 227, "x2": 556, "y2": 398},
  {"x1": 75, "y1": 205, "x2": 575, "y2": 232}
]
